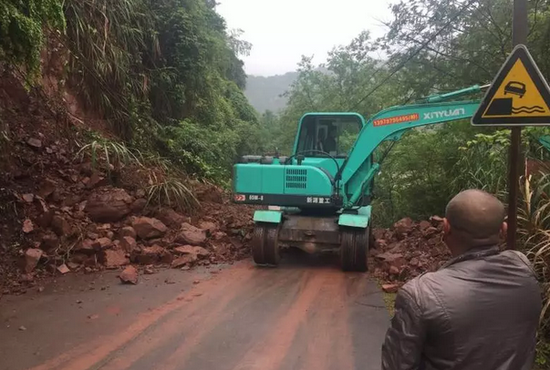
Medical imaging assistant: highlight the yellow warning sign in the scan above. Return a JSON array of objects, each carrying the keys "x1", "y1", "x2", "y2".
[{"x1": 472, "y1": 44, "x2": 550, "y2": 126}]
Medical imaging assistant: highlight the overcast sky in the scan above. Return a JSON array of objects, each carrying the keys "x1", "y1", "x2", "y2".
[{"x1": 217, "y1": 0, "x2": 393, "y2": 77}]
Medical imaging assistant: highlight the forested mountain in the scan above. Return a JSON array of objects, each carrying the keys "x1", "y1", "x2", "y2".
[{"x1": 244, "y1": 72, "x2": 298, "y2": 113}]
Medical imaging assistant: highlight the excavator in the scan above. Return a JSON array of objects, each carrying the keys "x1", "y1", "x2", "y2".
[{"x1": 231, "y1": 84, "x2": 529, "y2": 272}]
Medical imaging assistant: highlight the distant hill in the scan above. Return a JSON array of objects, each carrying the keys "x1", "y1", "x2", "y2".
[{"x1": 244, "y1": 72, "x2": 298, "y2": 114}]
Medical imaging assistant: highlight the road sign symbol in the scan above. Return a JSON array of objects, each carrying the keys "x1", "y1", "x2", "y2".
[{"x1": 471, "y1": 44, "x2": 550, "y2": 126}]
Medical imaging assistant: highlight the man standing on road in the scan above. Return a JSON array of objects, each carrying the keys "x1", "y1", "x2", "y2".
[{"x1": 381, "y1": 189, "x2": 542, "y2": 370}]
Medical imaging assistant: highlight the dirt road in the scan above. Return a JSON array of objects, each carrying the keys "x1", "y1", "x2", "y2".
[{"x1": 0, "y1": 252, "x2": 389, "y2": 370}]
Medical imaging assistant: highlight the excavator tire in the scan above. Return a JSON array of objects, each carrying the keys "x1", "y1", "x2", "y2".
[
  {"x1": 251, "y1": 222, "x2": 281, "y2": 267},
  {"x1": 340, "y1": 226, "x2": 370, "y2": 272}
]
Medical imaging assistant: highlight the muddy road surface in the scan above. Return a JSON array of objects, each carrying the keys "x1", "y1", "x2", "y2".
[{"x1": 1, "y1": 252, "x2": 389, "y2": 370}]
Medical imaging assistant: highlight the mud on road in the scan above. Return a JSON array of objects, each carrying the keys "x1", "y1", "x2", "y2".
[{"x1": 1, "y1": 251, "x2": 389, "y2": 370}]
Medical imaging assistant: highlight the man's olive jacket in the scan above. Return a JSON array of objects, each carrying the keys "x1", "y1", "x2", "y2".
[{"x1": 381, "y1": 245, "x2": 542, "y2": 370}]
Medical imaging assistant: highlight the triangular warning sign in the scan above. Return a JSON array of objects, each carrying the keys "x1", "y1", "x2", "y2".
[{"x1": 472, "y1": 44, "x2": 550, "y2": 126}]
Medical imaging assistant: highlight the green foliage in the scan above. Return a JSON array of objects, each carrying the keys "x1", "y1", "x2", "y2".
[
  {"x1": 372, "y1": 123, "x2": 475, "y2": 225},
  {"x1": 64, "y1": 0, "x2": 155, "y2": 139},
  {"x1": 75, "y1": 137, "x2": 143, "y2": 181},
  {"x1": 518, "y1": 173, "x2": 550, "y2": 362},
  {"x1": 60, "y1": 0, "x2": 260, "y2": 181},
  {"x1": 0, "y1": 0, "x2": 64, "y2": 78},
  {"x1": 146, "y1": 173, "x2": 199, "y2": 213}
]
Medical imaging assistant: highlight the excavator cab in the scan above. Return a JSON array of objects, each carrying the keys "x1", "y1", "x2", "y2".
[
  {"x1": 294, "y1": 113, "x2": 364, "y2": 159},
  {"x1": 288, "y1": 113, "x2": 364, "y2": 181},
  {"x1": 232, "y1": 113, "x2": 366, "y2": 210}
]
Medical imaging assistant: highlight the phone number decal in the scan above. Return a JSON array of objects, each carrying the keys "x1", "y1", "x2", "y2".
[{"x1": 373, "y1": 113, "x2": 419, "y2": 127}]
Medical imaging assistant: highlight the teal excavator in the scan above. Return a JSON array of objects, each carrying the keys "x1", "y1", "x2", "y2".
[{"x1": 231, "y1": 85, "x2": 546, "y2": 272}]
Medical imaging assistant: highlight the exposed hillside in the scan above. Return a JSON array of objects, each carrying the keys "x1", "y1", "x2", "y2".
[
  {"x1": 244, "y1": 72, "x2": 298, "y2": 113},
  {"x1": 0, "y1": 0, "x2": 263, "y2": 293}
]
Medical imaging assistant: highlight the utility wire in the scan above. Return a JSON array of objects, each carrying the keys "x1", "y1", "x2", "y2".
[{"x1": 348, "y1": 0, "x2": 478, "y2": 111}]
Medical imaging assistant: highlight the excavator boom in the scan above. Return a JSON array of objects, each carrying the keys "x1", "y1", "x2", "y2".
[{"x1": 340, "y1": 99, "x2": 481, "y2": 207}]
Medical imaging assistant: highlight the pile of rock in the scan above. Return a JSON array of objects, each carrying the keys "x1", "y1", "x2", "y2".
[
  {"x1": 370, "y1": 216, "x2": 451, "y2": 293},
  {"x1": 7, "y1": 181, "x2": 255, "y2": 293}
]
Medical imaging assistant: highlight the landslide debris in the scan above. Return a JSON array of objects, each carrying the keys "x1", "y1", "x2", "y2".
[
  {"x1": 371, "y1": 216, "x2": 451, "y2": 292},
  {"x1": 0, "y1": 70, "x2": 255, "y2": 296}
]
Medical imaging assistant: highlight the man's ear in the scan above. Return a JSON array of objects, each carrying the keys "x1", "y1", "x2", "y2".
[
  {"x1": 501, "y1": 221, "x2": 508, "y2": 236},
  {"x1": 443, "y1": 218, "x2": 451, "y2": 234}
]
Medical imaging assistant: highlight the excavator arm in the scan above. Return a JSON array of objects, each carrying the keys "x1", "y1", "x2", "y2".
[{"x1": 339, "y1": 85, "x2": 484, "y2": 208}]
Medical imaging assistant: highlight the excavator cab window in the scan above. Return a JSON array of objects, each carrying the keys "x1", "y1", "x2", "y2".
[{"x1": 295, "y1": 114, "x2": 362, "y2": 158}]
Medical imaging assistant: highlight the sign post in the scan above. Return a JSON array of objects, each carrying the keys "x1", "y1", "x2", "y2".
[
  {"x1": 510, "y1": 0, "x2": 528, "y2": 251},
  {"x1": 471, "y1": 0, "x2": 550, "y2": 249}
]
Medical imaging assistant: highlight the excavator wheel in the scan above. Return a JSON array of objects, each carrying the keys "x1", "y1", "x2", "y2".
[
  {"x1": 340, "y1": 226, "x2": 370, "y2": 272},
  {"x1": 251, "y1": 222, "x2": 281, "y2": 267}
]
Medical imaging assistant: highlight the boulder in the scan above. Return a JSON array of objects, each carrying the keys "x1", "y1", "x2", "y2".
[
  {"x1": 160, "y1": 249, "x2": 174, "y2": 264},
  {"x1": 35, "y1": 209, "x2": 54, "y2": 228},
  {"x1": 22, "y1": 194, "x2": 34, "y2": 203},
  {"x1": 430, "y1": 215, "x2": 444, "y2": 223},
  {"x1": 51, "y1": 216, "x2": 72, "y2": 237},
  {"x1": 374, "y1": 239, "x2": 387, "y2": 250},
  {"x1": 130, "y1": 199, "x2": 147, "y2": 213},
  {"x1": 175, "y1": 223, "x2": 206, "y2": 246},
  {"x1": 212, "y1": 231, "x2": 228, "y2": 241},
  {"x1": 96, "y1": 237, "x2": 113, "y2": 250},
  {"x1": 419, "y1": 220, "x2": 431, "y2": 231},
  {"x1": 22, "y1": 219, "x2": 34, "y2": 234},
  {"x1": 132, "y1": 217, "x2": 168, "y2": 240},
  {"x1": 156, "y1": 208, "x2": 187, "y2": 228},
  {"x1": 85, "y1": 188, "x2": 133, "y2": 222},
  {"x1": 393, "y1": 217, "x2": 414, "y2": 236},
  {"x1": 173, "y1": 245, "x2": 210, "y2": 259},
  {"x1": 133, "y1": 245, "x2": 166, "y2": 264},
  {"x1": 193, "y1": 246, "x2": 210, "y2": 259},
  {"x1": 101, "y1": 249, "x2": 130, "y2": 268},
  {"x1": 171, "y1": 254, "x2": 197, "y2": 268},
  {"x1": 87, "y1": 171, "x2": 109, "y2": 189},
  {"x1": 27, "y1": 138, "x2": 42, "y2": 149},
  {"x1": 24, "y1": 249, "x2": 43, "y2": 273},
  {"x1": 424, "y1": 227, "x2": 439, "y2": 238},
  {"x1": 199, "y1": 220, "x2": 218, "y2": 233},
  {"x1": 120, "y1": 226, "x2": 137, "y2": 239},
  {"x1": 120, "y1": 236, "x2": 137, "y2": 253},
  {"x1": 119, "y1": 266, "x2": 138, "y2": 284},
  {"x1": 389, "y1": 265, "x2": 400, "y2": 275},
  {"x1": 57, "y1": 264, "x2": 70, "y2": 274},
  {"x1": 375, "y1": 251, "x2": 407, "y2": 271},
  {"x1": 75, "y1": 239, "x2": 96, "y2": 255},
  {"x1": 38, "y1": 179, "x2": 57, "y2": 199},
  {"x1": 40, "y1": 234, "x2": 59, "y2": 251},
  {"x1": 173, "y1": 245, "x2": 195, "y2": 255},
  {"x1": 195, "y1": 184, "x2": 223, "y2": 203}
]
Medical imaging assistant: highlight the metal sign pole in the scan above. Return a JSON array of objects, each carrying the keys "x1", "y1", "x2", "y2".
[{"x1": 508, "y1": 0, "x2": 528, "y2": 250}]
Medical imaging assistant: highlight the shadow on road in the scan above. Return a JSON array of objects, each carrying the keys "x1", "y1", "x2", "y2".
[{"x1": 274, "y1": 248, "x2": 343, "y2": 270}]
